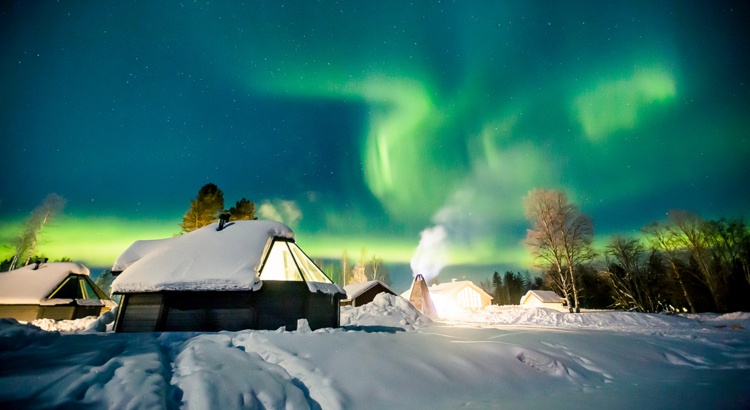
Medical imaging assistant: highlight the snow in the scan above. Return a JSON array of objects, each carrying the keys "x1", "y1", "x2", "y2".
[
  {"x1": 305, "y1": 281, "x2": 346, "y2": 296},
  {"x1": 111, "y1": 220, "x2": 294, "y2": 293},
  {"x1": 1, "y1": 303, "x2": 748, "y2": 409},
  {"x1": 0, "y1": 262, "x2": 89, "y2": 304},
  {"x1": 340, "y1": 293, "x2": 432, "y2": 331},
  {"x1": 342, "y1": 280, "x2": 395, "y2": 300}
]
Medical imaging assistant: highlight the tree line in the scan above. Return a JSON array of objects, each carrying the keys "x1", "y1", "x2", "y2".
[
  {"x1": 316, "y1": 247, "x2": 392, "y2": 287},
  {"x1": 478, "y1": 271, "x2": 543, "y2": 306},
  {"x1": 519, "y1": 188, "x2": 750, "y2": 313}
]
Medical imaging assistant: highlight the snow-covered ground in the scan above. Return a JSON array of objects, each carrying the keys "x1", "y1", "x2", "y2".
[{"x1": 1, "y1": 294, "x2": 748, "y2": 409}]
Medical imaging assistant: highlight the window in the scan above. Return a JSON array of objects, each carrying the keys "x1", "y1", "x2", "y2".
[
  {"x1": 260, "y1": 241, "x2": 303, "y2": 281},
  {"x1": 48, "y1": 277, "x2": 82, "y2": 299},
  {"x1": 289, "y1": 243, "x2": 331, "y2": 283}
]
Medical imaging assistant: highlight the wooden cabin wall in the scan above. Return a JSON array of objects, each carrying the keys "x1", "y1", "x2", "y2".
[
  {"x1": 115, "y1": 282, "x2": 344, "y2": 333},
  {"x1": 0, "y1": 305, "x2": 41, "y2": 322}
]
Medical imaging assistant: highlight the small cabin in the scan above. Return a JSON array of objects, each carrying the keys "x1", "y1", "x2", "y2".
[
  {"x1": 520, "y1": 290, "x2": 567, "y2": 312},
  {"x1": 111, "y1": 220, "x2": 345, "y2": 332},
  {"x1": 0, "y1": 262, "x2": 115, "y2": 322},
  {"x1": 425, "y1": 279, "x2": 493, "y2": 312},
  {"x1": 341, "y1": 281, "x2": 397, "y2": 307},
  {"x1": 403, "y1": 278, "x2": 493, "y2": 313}
]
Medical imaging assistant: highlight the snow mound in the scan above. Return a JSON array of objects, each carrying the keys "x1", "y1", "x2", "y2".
[
  {"x1": 340, "y1": 293, "x2": 432, "y2": 331},
  {"x1": 0, "y1": 318, "x2": 60, "y2": 350},
  {"x1": 445, "y1": 306, "x2": 709, "y2": 332},
  {"x1": 31, "y1": 316, "x2": 99, "y2": 332}
]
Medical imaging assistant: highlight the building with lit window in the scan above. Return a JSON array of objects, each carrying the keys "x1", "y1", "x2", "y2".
[
  {"x1": 0, "y1": 262, "x2": 115, "y2": 322},
  {"x1": 110, "y1": 220, "x2": 345, "y2": 332}
]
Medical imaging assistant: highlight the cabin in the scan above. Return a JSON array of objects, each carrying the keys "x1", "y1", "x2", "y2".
[
  {"x1": 341, "y1": 280, "x2": 397, "y2": 307},
  {"x1": 0, "y1": 262, "x2": 116, "y2": 322},
  {"x1": 520, "y1": 290, "x2": 567, "y2": 312},
  {"x1": 111, "y1": 220, "x2": 346, "y2": 332},
  {"x1": 423, "y1": 279, "x2": 493, "y2": 312}
]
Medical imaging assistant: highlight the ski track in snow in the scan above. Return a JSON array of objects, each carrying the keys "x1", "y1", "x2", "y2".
[{"x1": 231, "y1": 332, "x2": 348, "y2": 410}]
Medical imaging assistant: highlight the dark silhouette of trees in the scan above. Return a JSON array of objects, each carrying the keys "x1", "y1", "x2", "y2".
[
  {"x1": 229, "y1": 198, "x2": 256, "y2": 221},
  {"x1": 179, "y1": 183, "x2": 226, "y2": 233}
]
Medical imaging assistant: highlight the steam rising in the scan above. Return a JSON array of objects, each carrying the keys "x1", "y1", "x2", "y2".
[{"x1": 409, "y1": 225, "x2": 448, "y2": 284}]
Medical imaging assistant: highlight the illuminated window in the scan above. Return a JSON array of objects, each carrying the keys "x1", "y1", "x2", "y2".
[
  {"x1": 260, "y1": 241, "x2": 303, "y2": 281},
  {"x1": 457, "y1": 287, "x2": 481, "y2": 308},
  {"x1": 289, "y1": 243, "x2": 331, "y2": 283}
]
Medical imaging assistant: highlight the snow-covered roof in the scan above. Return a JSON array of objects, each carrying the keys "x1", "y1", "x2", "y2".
[
  {"x1": 343, "y1": 281, "x2": 395, "y2": 300},
  {"x1": 422, "y1": 279, "x2": 493, "y2": 300},
  {"x1": 521, "y1": 290, "x2": 565, "y2": 304},
  {"x1": 111, "y1": 220, "x2": 297, "y2": 293},
  {"x1": 0, "y1": 262, "x2": 90, "y2": 304}
]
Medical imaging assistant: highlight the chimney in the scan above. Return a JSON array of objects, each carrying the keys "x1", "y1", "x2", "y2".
[{"x1": 217, "y1": 213, "x2": 230, "y2": 231}]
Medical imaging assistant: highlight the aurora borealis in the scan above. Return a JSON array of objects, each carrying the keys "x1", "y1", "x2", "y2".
[{"x1": 1, "y1": 1, "x2": 748, "y2": 289}]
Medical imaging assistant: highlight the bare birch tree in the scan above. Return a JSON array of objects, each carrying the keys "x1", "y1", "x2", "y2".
[
  {"x1": 524, "y1": 189, "x2": 574, "y2": 312},
  {"x1": 601, "y1": 236, "x2": 655, "y2": 312},
  {"x1": 340, "y1": 250, "x2": 351, "y2": 286},
  {"x1": 555, "y1": 193, "x2": 595, "y2": 313},
  {"x1": 642, "y1": 221, "x2": 697, "y2": 313},
  {"x1": 669, "y1": 210, "x2": 728, "y2": 312},
  {"x1": 351, "y1": 247, "x2": 369, "y2": 284}
]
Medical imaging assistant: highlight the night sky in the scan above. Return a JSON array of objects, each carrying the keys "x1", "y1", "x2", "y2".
[{"x1": 1, "y1": 1, "x2": 748, "y2": 290}]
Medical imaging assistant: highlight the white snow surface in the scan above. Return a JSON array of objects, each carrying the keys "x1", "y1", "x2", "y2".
[
  {"x1": 1, "y1": 304, "x2": 749, "y2": 409},
  {"x1": 0, "y1": 262, "x2": 89, "y2": 304},
  {"x1": 111, "y1": 220, "x2": 294, "y2": 293},
  {"x1": 340, "y1": 293, "x2": 432, "y2": 331}
]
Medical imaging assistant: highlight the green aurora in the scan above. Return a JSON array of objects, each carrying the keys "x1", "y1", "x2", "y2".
[{"x1": 1, "y1": 1, "x2": 748, "y2": 289}]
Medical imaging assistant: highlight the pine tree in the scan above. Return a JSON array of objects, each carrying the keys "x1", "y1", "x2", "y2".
[
  {"x1": 229, "y1": 198, "x2": 256, "y2": 221},
  {"x1": 179, "y1": 183, "x2": 225, "y2": 233}
]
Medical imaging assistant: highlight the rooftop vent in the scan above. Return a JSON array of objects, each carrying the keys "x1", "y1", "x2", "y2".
[{"x1": 217, "y1": 213, "x2": 230, "y2": 231}]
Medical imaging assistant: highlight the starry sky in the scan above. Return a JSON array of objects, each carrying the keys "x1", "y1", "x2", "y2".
[{"x1": 1, "y1": 1, "x2": 749, "y2": 290}]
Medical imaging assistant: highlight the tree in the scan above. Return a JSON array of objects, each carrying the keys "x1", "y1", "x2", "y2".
[
  {"x1": 642, "y1": 221, "x2": 697, "y2": 313},
  {"x1": 11, "y1": 193, "x2": 66, "y2": 268},
  {"x1": 340, "y1": 250, "x2": 351, "y2": 286},
  {"x1": 703, "y1": 218, "x2": 750, "y2": 290},
  {"x1": 351, "y1": 247, "x2": 369, "y2": 284},
  {"x1": 491, "y1": 271, "x2": 504, "y2": 305},
  {"x1": 669, "y1": 210, "x2": 728, "y2": 312},
  {"x1": 479, "y1": 277, "x2": 494, "y2": 297},
  {"x1": 524, "y1": 189, "x2": 592, "y2": 312},
  {"x1": 555, "y1": 193, "x2": 595, "y2": 312},
  {"x1": 229, "y1": 198, "x2": 256, "y2": 221},
  {"x1": 368, "y1": 255, "x2": 391, "y2": 285},
  {"x1": 179, "y1": 183, "x2": 225, "y2": 233},
  {"x1": 601, "y1": 236, "x2": 656, "y2": 312}
]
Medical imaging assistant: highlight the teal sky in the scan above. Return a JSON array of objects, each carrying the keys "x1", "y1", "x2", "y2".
[{"x1": 1, "y1": 1, "x2": 748, "y2": 290}]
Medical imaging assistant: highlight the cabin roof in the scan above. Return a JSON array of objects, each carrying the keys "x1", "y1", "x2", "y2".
[
  {"x1": 0, "y1": 262, "x2": 90, "y2": 304},
  {"x1": 111, "y1": 220, "x2": 295, "y2": 293},
  {"x1": 343, "y1": 280, "x2": 396, "y2": 300},
  {"x1": 426, "y1": 280, "x2": 493, "y2": 300},
  {"x1": 521, "y1": 290, "x2": 565, "y2": 304}
]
